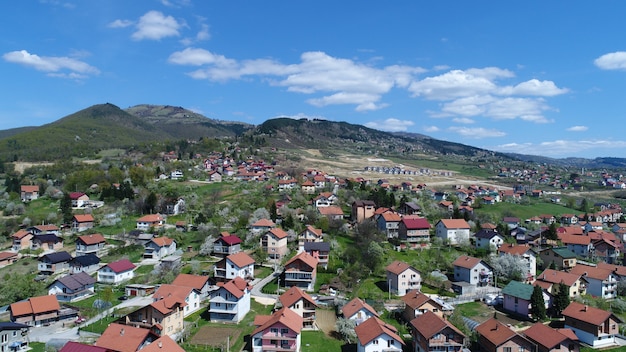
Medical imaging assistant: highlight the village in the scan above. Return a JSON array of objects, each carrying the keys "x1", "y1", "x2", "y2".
[{"x1": 2, "y1": 149, "x2": 626, "y2": 352}]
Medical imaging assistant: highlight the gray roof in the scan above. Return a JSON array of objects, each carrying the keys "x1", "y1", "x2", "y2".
[
  {"x1": 304, "y1": 241, "x2": 331, "y2": 251},
  {"x1": 52, "y1": 271, "x2": 96, "y2": 290},
  {"x1": 41, "y1": 251, "x2": 72, "y2": 263},
  {"x1": 70, "y1": 253, "x2": 100, "y2": 267}
]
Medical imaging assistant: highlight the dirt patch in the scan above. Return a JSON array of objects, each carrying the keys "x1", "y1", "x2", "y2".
[
  {"x1": 11, "y1": 162, "x2": 54, "y2": 174},
  {"x1": 189, "y1": 326, "x2": 241, "y2": 348},
  {"x1": 315, "y1": 308, "x2": 337, "y2": 335}
]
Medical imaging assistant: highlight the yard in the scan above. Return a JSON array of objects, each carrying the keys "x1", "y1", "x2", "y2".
[{"x1": 187, "y1": 326, "x2": 241, "y2": 351}]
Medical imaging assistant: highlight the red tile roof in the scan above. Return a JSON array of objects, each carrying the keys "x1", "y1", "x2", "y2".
[
  {"x1": 410, "y1": 311, "x2": 464, "y2": 340},
  {"x1": 386, "y1": 260, "x2": 416, "y2": 275},
  {"x1": 497, "y1": 244, "x2": 532, "y2": 256},
  {"x1": 355, "y1": 316, "x2": 404, "y2": 346},
  {"x1": 141, "y1": 335, "x2": 185, "y2": 352},
  {"x1": 11, "y1": 229, "x2": 32, "y2": 240},
  {"x1": 252, "y1": 307, "x2": 303, "y2": 336},
  {"x1": 217, "y1": 235, "x2": 242, "y2": 245},
  {"x1": 252, "y1": 219, "x2": 275, "y2": 227},
  {"x1": 400, "y1": 217, "x2": 430, "y2": 229},
  {"x1": 523, "y1": 322, "x2": 571, "y2": 350},
  {"x1": 10, "y1": 295, "x2": 60, "y2": 317},
  {"x1": 285, "y1": 251, "x2": 318, "y2": 270},
  {"x1": 476, "y1": 318, "x2": 518, "y2": 347},
  {"x1": 77, "y1": 233, "x2": 105, "y2": 245},
  {"x1": 96, "y1": 323, "x2": 155, "y2": 352},
  {"x1": 438, "y1": 219, "x2": 470, "y2": 229},
  {"x1": 137, "y1": 214, "x2": 164, "y2": 223},
  {"x1": 73, "y1": 214, "x2": 95, "y2": 223},
  {"x1": 562, "y1": 301, "x2": 620, "y2": 326},
  {"x1": 20, "y1": 185, "x2": 39, "y2": 192},
  {"x1": 452, "y1": 255, "x2": 483, "y2": 269},
  {"x1": 535, "y1": 269, "x2": 582, "y2": 287},
  {"x1": 104, "y1": 259, "x2": 136, "y2": 273},
  {"x1": 151, "y1": 236, "x2": 174, "y2": 247},
  {"x1": 342, "y1": 297, "x2": 378, "y2": 319},
  {"x1": 279, "y1": 286, "x2": 317, "y2": 309},
  {"x1": 171, "y1": 273, "x2": 209, "y2": 291},
  {"x1": 227, "y1": 252, "x2": 256, "y2": 268},
  {"x1": 401, "y1": 290, "x2": 440, "y2": 309},
  {"x1": 267, "y1": 228, "x2": 289, "y2": 239}
]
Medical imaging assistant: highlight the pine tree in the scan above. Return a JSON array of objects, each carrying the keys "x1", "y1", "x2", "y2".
[
  {"x1": 553, "y1": 282, "x2": 570, "y2": 317},
  {"x1": 530, "y1": 285, "x2": 547, "y2": 321}
]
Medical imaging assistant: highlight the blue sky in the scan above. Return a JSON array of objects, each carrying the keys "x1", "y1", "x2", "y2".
[{"x1": 3, "y1": 1, "x2": 626, "y2": 158}]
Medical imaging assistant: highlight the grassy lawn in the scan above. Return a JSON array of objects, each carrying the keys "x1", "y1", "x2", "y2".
[
  {"x1": 28, "y1": 342, "x2": 45, "y2": 352},
  {"x1": 353, "y1": 276, "x2": 387, "y2": 300},
  {"x1": 301, "y1": 330, "x2": 345, "y2": 352},
  {"x1": 581, "y1": 347, "x2": 626, "y2": 352},
  {"x1": 474, "y1": 201, "x2": 580, "y2": 222},
  {"x1": 255, "y1": 265, "x2": 273, "y2": 279}
]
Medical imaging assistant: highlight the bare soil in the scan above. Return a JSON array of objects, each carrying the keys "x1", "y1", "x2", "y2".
[
  {"x1": 315, "y1": 308, "x2": 337, "y2": 335},
  {"x1": 188, "y1": 326, "x2": 241, "y2": 347}
]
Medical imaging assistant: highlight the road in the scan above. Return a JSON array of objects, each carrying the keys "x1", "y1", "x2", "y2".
[{"x1": 250, "y1": 266, "x2": 281, "y2": 305}]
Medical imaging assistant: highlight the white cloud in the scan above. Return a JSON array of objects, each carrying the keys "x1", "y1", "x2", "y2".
[
  {"x1": 408, "y1": 70, "x2": 498, "y2": 100},
  {"x1": 499, "y1": 79, "x2": 569, "y2": 96},
  {"x1": 196, "y1": 23, "x2": 210, "y2": 41},
  {"x1": 273, "y1": 113, "x2": 328, "y2": 120},
  {"x1": 567, "y1": 125, "x2": 588, "y2": 132},
  {"x1": 448, "y1": 126, "x2": 506, "y2": 139},
  {"x1": 594, "y1": 51, "x2": 626, "y2": 70},
  {"x1": 108, "y1": 19, "x2": 133, "y2": 28},
  {"x1": 452, "y1": 117, "x2": 475, "y2": 124},
  {"x1": 131, "y1": 11, "x2": 182, "y2": 41},
  {"x1": 423, "y1": 126, "x2": 440, "y2": 133},
  {"x1": 365, "y1": 118, "x2": 414, "y2": 132},
  {"x1": 3, "y1": 50, "x2": 100, "y2": 78}
]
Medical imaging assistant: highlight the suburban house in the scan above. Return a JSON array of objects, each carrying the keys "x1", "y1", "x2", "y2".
[
  {"x1": 452, "y1": 255, "x2": 493, "y2": 287},
  {"x1": 207, "y1": 170, "x2": 222, "y2": 182},
  {"x1": 94, "y1": 323, "x2": 159, "y2": 352},
  {"x1": 317, "y1": 205, "x2": 344, "y2": 221},
  {"x1": 153, "y1": 284, "x2": 201, "y2": 317},
  {"x1": 523, "y1": 322, "x2": 580, "y2": 352},
  {"x1": 401, "y1": 289, "x2": 450, "y2": 322},
  {"x1": 20, "y1": 185, "x2": 39, "y2": 202},
  {"x1": 300, "y1": 180, "x2": 316, "y2": 194},
  {"x1": 0, "y1": 251, "x2": 18, "y2": 268},
  {"x1": 538, "y1": 247, "x2": 577, "y2": 270},
  {"x1": 352, "y1": 200, "x2": 376, "y2": 223},
  {"x1": 212, "y1": 233, "x2": 242, "y2": 258},
  {"x1": 474, "y1": 229, "x2": 505, "y2": 251},
  {"x1": 434, "y1": 219, "x2": 471, "y2": 245},
  {"x1": 97, "y1": 259, "x2": 136, "y2": 284},
  {"x1": 47, "y1": 271, "x2": 96, "y2": 302},
  {"x1": 563, "y1": 301, "x2": 622, "y2": 348},
  {"x1": 72, "y1": 214, "x2": 95, "y2": 232},
  {"x1": 136, "y1": 214, "x2": 165, "y2": 230},
  {"x1": 171, "y1": 273, "x2": 211, "y2": 299},
  {"x1": 385, "y1": 260, "x2": 422, "y2": 296},
  {"x1": 9, "y1": 295, "x2": 61, "y2": 326},
  {"x1": 31, "y1": 234, "x2": 63, "y2": 252},
  {"x1": 209, "y1": 276, "x2": 251, "y2": 323},
  {"x1": 303, "y1": 241, "x2": 330, "y2": 269},
  {"x1": 354, "y1": 316, "x2": 404, "y2": 352},
  {"x1": 11, "y1": 229, "x2": 33, "y2": 251},
  {"x1": 261, "y1": 228, "x2": 289, "y2": 260},
  {"x1": 250, "y1": 219, "x2": 276, "y2": 234},
  {"x1": 28, "y1": 224, "x2": 60, "y2": 236},
  {"x1": 570, "y1": 264, "x2": 618, "y2": 299},
  {"x1": 60, "y1": 341, "x2": 109, "y2": 352},
  {"x1": 214, "y1": 252, "x2": 256, "y2": 282},
  {"x1": 69, "y1": 254, "x2": 101, "y2": 274},
  {"x1": 38, "y1": 251, "x2": 72, "y2": 275},
  {"x1": 502, "y1": 281, "x2": 550, "y2": 319},
  {"x1": 342, "y1": 297, "x2": 379, "y2": 326},
  {"x1": 69, "y1": 192, "x2": 90, "y2": 208},
  {"x1": 251, "y1": 307, "x2": 303, "y2": 352},
  {"x1": 497, "y1": 244, "x2": 537, "y2": 281},
  {"x1": 535, "y1": 269, "x2": 587, "y2": 298},
  {"x1": 410, "y1": 311, "x2": 466, "y2": 352},
  {"x1": 143, "y1": 236, "x2": 176, "y2": 260},
  {"x1": 377, "y1": 212, "x2": 402, "y2": 238},
  {"x1": 123, "y1": 293, "x2": 186, "y2": 337},
  {"x1": 476, "y1": 318, "x2": 536, "y2": 352},
  {"x1": 125, "y1": 284, "x2": 156, "y2": 298},
  {"x1": 398, "y1": 217, "x2": 431, "y2": 248},
  {"x1": 297, "y1": 225, "x2": 324, "y2": 248},
  {"x1": 592, "y1": 238, "x2": 620, "y2": 264},
  {"x1": 0, "y1": 322, "x2": 30, "y2": 352},
  {"x1": 558, "y1": 234, "x2": 593, "y2": 258},
  {"x1": 75, "y1": 233, "x2": 107, "y2": 257},
  {"x1": 278, "y1": 286, "x2": 318, "y2": 329},
  {"x1": 283, "y1": 251, "x2": 318, "y2": 291}
]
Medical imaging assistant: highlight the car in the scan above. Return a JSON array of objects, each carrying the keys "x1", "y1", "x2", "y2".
[
  {"x1": 75, "y1": 317, "x2": 86, "y2": 324},
  {"x1": 118, "y1": 295, "x2": 128, "y2": 301}
]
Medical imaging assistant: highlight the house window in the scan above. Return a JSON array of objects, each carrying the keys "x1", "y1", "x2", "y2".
[
  {"x1": 503, "y1": 348, "x2": 512, "y2": 352},
  {"x1": 270, "y1": 328, "x2": 278, "y2": 336},
  {"x1": 281, "y1": 328, "x2": 289, "y2": 335},
  {"x1": 373, "y1": 339, "x2": 379, "y2": 345},
  {"x1": 519, "y1": 347, "x2": 525, "y2": 352}
]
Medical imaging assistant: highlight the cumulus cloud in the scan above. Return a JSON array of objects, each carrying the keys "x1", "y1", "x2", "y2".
[
  {"x1": 594, "y1": 51, "x2": 626, "y2": 70},
  {"x1": 365, "y1": 118, "x2": 414, "y2": 132},
  {"x1": 448, "y1": 126, "x2": 506, "y2": 139},
  {"x1": 499, "y1": 79, "x2": 569, "y2": 96},
  {"x1": 108, "y1": 19, "x2": 133, "y2": 28},
  {"x1": 423, "y1": 126, "x2": 440, "y2": 133},
  {"x1": 3, "y1": 50, "x2": 99, "y2": 79},
  {"x1": 567, "y1": 125, "x2": 588, "y2": 132},
  {"x1": 131, "y1": 11, "x2": 182, "y2": 41}
]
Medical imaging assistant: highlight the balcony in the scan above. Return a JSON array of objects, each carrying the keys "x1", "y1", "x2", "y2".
[
  {"x1": 284, "y1": 273, "x2": 312, "y2": 281},
  {"x1": 210, "y1": 305, "x2": 238, "y2": 314}
]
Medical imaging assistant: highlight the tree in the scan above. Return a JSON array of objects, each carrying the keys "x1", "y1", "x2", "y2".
[
  {"x1": 269, "y1": 200, "x2": 278, "y2": 222},
  {"x1": 199, "y1": 235, "x2": 216, "y2": 256},
  {"x1": 335, "y1": 318, "x2": 357, "y2": 343},
  {"x1": 490, "y1": 254, "x2": 527, "y2": 282},
  {"x1": 530, "y1": 285, "x2": 547, "y2": 321},
  {"x1": 546, "y1": 222, "x2": 559, "y2": 241},
  {"x1": 60, "y1": 192, "x2": 73, "y2": 224},
  {"x1": 553, "y1": 282, "x2": 570, "y2": 317}
]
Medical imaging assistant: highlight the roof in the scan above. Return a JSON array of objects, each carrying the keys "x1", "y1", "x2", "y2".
[
  {"x1": 150, "y1": 236, "x2": 174, "y2": 247},
  {"x1": 317, "y1": 206, "x2": 344, "y2": 216},
  {"x1": 251, "y1": 218, "x2": 275, "y2": 227},
  {"x1": 96, "y1": 323, "x2": 155, "y2": 352},
  {"x1": 502, "y1": 281, "x2": 535, "y2": 300},
  {"x1": 71, "y1": 253, "x2": 101, "y2": 267},
  {"x1": 141, "y1": 335, "x2": 185, "y2": 352},
  {"x1": 77, "y1": 233, "x2": 105, "y2": 245},
  {"x1": 0, "y1": 251, "x2": 17, "y2": 261},
  {"x1": 279, "y1": 286, "x2": 317, "y2": 309},
  {"x1": 381, "y1": 212, "x2": 402, "y2": 222},
  {"x1": 10, "y1": 295, "x2": 60, "y2": 317},
  {"x1": 219, "y1": 278, "x2": 248, "y2": 299},
  {"x1": 342, "y1": 297, "x2": 378, "y2": 319},
  {"x1": 453, "y1": 255, "x2": 485, "y2": 269},
  {"x1": 558, "y1": 233, "x2": 591, "y2": 245},
  {"x1": 103, "y1": 259, "x2": 136, "y2": 273},
  {"x1": 151, "y1": 295, "x2": 186, "y2": 315},
  {"x1": 252, "y1": 307, "x2": 303, "y2": 336},
  {"x1": 215, "y1": 234, "x2": 242, "y2": 245},
  {"x1": 536, "y1": 269, "x2": 582, "y2": 286},
  {"x1": 400, "y1": 217, "x2": 430, "y2": 229},
  {"x1": 355, "y1": 316, "x2": 404, "y2": 346},
  {"x1": 547, "y1": 247, "x2": 577, "y2": 259},
  {"x1": 474, "y1": 229, "x2": 502, "y2": 240},
  {"x1": 498, "y1": 244, "x2": 532, "y2": 256},
  {"x1": 11, "y1": 229, "x2": 32, "y2": 240},
  {"x1": 302, "y1": 225, "x2": 323, "y2": 237},
  {"x1": 0, "y1": 322, "x2": 30, "y2": 331},
  {"x1": 171, "y1": 273, "x2": 209, "y2": 290},
  {"x1": 386, "y1": 260, "x2": 418, "y2": 275},
  {"x1": 401, "y1": 290, "x2": 442, "y2": 309},
  {"x1": 410, "y1": 311, "x2": 465, "y2": 340},
  {"x1": 33, "y1": 233, "x2": 61, "y2": 243},
  {"x1": 137, "y1": 214, "x2": 164, "y2": 223},
  {"x1": 53, "y1": 272, "x2": 96, "y2": 290},
  {"x1": 523, "y1": 322, "x2": 571, "y2": 349},
  {"x1": 226, "y1": 252, "x2": 256, "y2": 268},
  {"x1": 59, "y1": 341, "x2": 109, "y2": 352},
  {"x1": 153, "y1": 284, "x2": 194, "y2": 302},
  {"x1": 476, "y1": 318, "x2": 518, "y2": 347},
  {"x1": 285, "y1": 251, "x2": 318, "y2": 270},
  {"x1": 20, "y1": 185, "x2": 39, "y2": 192},
  {"x1": 562, "y1": 301, "x2": 621, "y2": 325},
  {"x1": 597, "y1": 262, "x2": 626, "y2": 277},
  {"x1": 69, "y1": 192, "x2": 87, "y2": 199},
  {"x1": 41, "y1": 251, "x2": 72, "y2": 264},
  {"x1": 438, "y1": 219, "x2": 470, "y2": 229},
  {"x1": 304, "y1": 241, "x2": 331, "y2": 252},
  {"x1": 73, "y1": 214, "x2": 94, "y2": 223},
  {"x1": 267, "y1": 227, "x2": 289, "y2": 239},
  {"x1": 570, "y1": 264, "x2": 614, "y2": 281}
]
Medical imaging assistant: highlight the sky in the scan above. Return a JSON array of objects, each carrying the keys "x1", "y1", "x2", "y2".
[{"x1": 3, "y1": 1, "x2": 626, "y2": 159}]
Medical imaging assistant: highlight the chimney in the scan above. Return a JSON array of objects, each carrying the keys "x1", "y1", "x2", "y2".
[
  {"x1": 120, "y1": 328, "x2": 125, "y2": 336},
  {"x1": 584, "y1": 305, "x2": 588, "y2": 312},
  {"x1": 158, "y1": 341, "x2": 163, "y2": 348}
]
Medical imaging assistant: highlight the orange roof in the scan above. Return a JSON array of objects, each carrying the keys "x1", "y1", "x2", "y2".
[
  {"x1": 20, "y1": 185, "x2": 39, "y2": 192},
  {"x1": 171, "y1": 273, "x2": 209, "y2": 290},
  {"x1": 137, "y1": 214, "x2": 164, "y2": 223},
  {"x1": 73, "y1": 214, "x2": 94, "y2": 222},
  {"x1": 151, "y1": 295, "x2": 186, "y2": 315},
  {"x1": 10, "y1": 295, "x2": 60, "y2": 317},
  {"x1": 11, "y1": 229, "x2": 32, "y2": 240},
  {"x1": 558, "y1": 233, "x2": 590, "y2": 245},
  {"x1": 562, "y1": 301, "x2": 620, "y2": 326},
  {"x1": 96, "y1": 323, "x2": 155, "y2": 352},
  {"x1": 401, "y1": 290, "x2": 441, "y2": 309},
  {"x1": 285, "y1": 252, "x2": 318, "y2": 270},
  {"x1": 77, "y1": 233, "x2": 106, "y2": 245},
  {"x1": 476, "y1": 318, "x2": 518, "y2": 347},
  {"x1": 141, "y1": 335, "x2": 185, "y2": 352},
  {"x1": 597, "y1": 262, "x2": 626, "y2": 277},
  {"x1": 342, "y1": 297, "x2": 378, "y2": 319},
  {"x1": 252, "y1": 307, "x2": 303, "y2": 336},
  {"x1": 252, "y1": 219, "x2": 275, "y2": 227},
  {"x1": 0, "y1": 252, "x2": 17, "y2": 261},
  {"x1": 452, "y1": 255, "x2": 483, "y2": 269},
  {"x1": 355, "y1": 317, "x2": 404, "y2": 346},
  {"x1": 226, "y1": 252, "x2": 256, "y2": 268},
  {"x1": 220, "y1": 278, "x2": 248, "y2": 299},
  {"x1": 153, "y1": 284, "x2": 194, "y2": 302},
  {"x1": 410, "y1": 311, "x2": 465, "y2": 340},
  {"x1": 570, "y1": 264, "x2": 614, "y2": 281},
  {"x1": 279, "y1": 286, "x2": 317, "y2": 309},
  {"x1": 267, "y1": 228, "x2": 289, "y2": 239},
  {"x1": 497, "y1": 244, "x2": 532, "y2": 256},
  {"x1": 381, "y1": 212, "x2": 402, "y2": 222},
  {"x1": 303, "y1": 225, "x2": 323, "y2": 238},
  {"x1": 151, "y1": 236, "x2": 174, "y2": 247},
  {"x1": 523, "y1": 322, "x2": 572, "y2": 350},
  {"x1": 536, "y1": 269, "x2": 583, "y2": 287},
  {"x1": 438, "y1": 219, "x2": 470, "y2": 229},
  {"x1": 317, "y1": 206, "x2": 344, "y2": 216},
  {"x1": 386, "y1": 260, "x2": 417, "y2": 275}
]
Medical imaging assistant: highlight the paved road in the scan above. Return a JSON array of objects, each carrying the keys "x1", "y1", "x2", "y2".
[{"x1": 250, "y1": 268, "x2": 282, "y2": 305}]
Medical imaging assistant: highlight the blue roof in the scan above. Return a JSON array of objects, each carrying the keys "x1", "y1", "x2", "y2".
[{"x1": 71, "y1": 253, "x2": 100, "y2": 266}]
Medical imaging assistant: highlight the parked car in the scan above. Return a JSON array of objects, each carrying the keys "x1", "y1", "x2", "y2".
[
  {"x1": 118, "y1": 295, "x2": 128, "y2": 301},
  {"x1": 75, "y1": 316, "x2": 87, "y2": 324}
]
